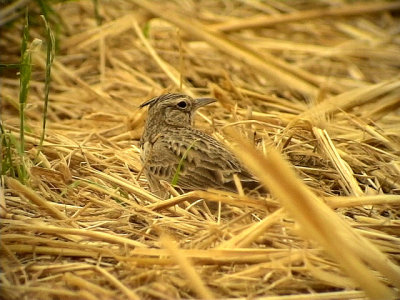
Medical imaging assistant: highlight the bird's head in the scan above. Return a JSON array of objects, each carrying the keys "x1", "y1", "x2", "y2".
[{"x1": 140, "y1": 93, "x2": 215, "y2": 126}]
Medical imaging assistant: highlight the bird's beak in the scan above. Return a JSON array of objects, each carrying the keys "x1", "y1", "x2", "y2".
[{"x1": 194, "y1": 97, "x2": 216, "y2": 110}]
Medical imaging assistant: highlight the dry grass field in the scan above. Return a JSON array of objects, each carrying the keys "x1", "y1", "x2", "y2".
[{"x1": 1, "y1": 0, "x2": 400, "y2": 299}]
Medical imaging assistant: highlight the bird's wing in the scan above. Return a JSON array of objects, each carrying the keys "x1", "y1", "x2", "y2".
[{"x1": 145, "y1": 127, "x2": 256, "y2": 191}]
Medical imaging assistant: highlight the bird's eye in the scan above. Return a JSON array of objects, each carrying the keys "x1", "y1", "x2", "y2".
[{"x1": 177, "y1": 101, "x2": 187, "y2": 109}]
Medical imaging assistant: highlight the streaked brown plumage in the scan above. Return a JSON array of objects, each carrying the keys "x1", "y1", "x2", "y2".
[{"x1": 139, "y1": 93, "x2": 257, "y2": 197}]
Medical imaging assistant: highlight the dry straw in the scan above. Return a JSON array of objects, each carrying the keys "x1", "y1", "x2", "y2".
[{"x1": 1, "y1": 0, "x2": 400, "y2": 299}]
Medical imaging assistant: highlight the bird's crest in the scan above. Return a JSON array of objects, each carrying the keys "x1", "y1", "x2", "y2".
[{"x1": 139, "y1": 93, "x2": 187, "y2": 108}]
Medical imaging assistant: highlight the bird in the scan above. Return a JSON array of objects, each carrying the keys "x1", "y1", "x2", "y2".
[{"x1": 139, "y1": 93, "x2": 258, "y2": 198}]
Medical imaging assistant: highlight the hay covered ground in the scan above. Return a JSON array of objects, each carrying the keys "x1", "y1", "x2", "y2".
[{"x1": 1, "y1": 0, "x2": 400, "y2": 299}]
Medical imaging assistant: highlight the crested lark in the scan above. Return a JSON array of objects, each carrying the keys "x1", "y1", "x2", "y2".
[{"x1": 139, "y1": 93, "x2": 257, "y2": 197}]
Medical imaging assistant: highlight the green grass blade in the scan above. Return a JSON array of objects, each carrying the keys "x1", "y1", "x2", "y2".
[
  {"x1": 171, "y1": 140, "x2": 198, "y2": 187},
  {"x1": 0, "y1": 124, "x2": 19, "y2": 178},
  {"x1": 0, "y1": 63, "x2": 21, "y2": 69},
  {"x1": 36, "y1": 0, "x2": 62, "y2": 52},
  {"x1": 17, "y1": 9, "x2": 42, "y2": 183},
  {"x1": 18, "y1": 8, "x2": 31, "y2": 183},
  {"x1": 0, "y1": 124, "x2": 13, "y2": 177},
  {"x1": 38, "y1": 15, "x2": 55, "y2": 153}
]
